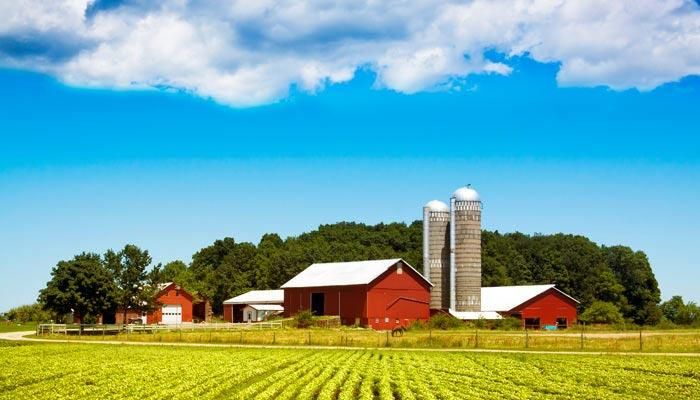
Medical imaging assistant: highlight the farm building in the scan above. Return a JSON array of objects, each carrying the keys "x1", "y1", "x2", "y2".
[
  {"x1": 424, "y1": 186, "x2": 579, "y2": 328},
  {"x1": 223, "y1": 290, "x2": 284, "y2": 323},
  {"x1": 448, "y1": 285, "x2": 579, "y2": 328},
  {"x1": 281, "y1": 259, "x2": 432, "y2": 330},
  {"x1": 486, "y1": 284, "x2": 578, "y2": 328},
  {"x1": 113, "y1": 282, "x2": 210, "y2": 324}
]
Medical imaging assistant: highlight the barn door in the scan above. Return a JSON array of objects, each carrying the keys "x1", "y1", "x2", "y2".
[{"x1": 311, "y1": 293, "x2": 325, "y2": 316}]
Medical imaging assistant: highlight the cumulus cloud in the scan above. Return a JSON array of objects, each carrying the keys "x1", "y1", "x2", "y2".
[{"x1": 0, "y1": 0, "x2": 698, "y2": 106}]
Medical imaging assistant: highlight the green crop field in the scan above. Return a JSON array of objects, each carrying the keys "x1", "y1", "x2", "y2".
[
  {"x1": 1, "y1": 342, "x2": 698, "y2": 399},
  {"x1": 37, "y1": 326, "x2": 700, "y2": 353}
]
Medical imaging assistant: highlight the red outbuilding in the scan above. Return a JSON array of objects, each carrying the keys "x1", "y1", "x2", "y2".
[
  {"x1": 114, "y1": 282, "x2": 210, "y2": 324},
  {"x1": 479, "y1": 284, "x2": 579, "y2": 329},
  {"x1": 281, "y1": 258, "x2": 432, "y2": 330}
]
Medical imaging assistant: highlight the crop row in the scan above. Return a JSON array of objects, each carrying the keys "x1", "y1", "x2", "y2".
[{"x1": 1, "y1": 343, "x2": 699, "y2": 399}]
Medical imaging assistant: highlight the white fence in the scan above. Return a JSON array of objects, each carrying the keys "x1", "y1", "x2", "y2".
[{"x1": 37, "y1": 321, "x2": 282, "y2": 335}]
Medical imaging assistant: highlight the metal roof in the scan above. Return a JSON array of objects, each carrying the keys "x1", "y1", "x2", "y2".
[
  {"x1": 452, "y1": 186, "x2": 480, "y2": 202},
  {"x1": 481, "y1": 284, "x2": 579, "y2": 312},
  {"x1": 223, "y1": 289, "x2": 284, "y2": 305},
  {"x1": 281, "y1": 258, "x2": 432, "y2": 288},
  {"x1": 449, "y1": 310, "x2": 502, "y2": 320},
  {"x1": 424, "y1": 200, "x2": 449, "y2": 212},
  {"x1": 245, "y1": 304, "x2": 284, "y2": 311}
]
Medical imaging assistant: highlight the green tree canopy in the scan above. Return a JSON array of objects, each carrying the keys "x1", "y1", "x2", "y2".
[
  {"x1": 3, "y1": 303, "x2": 51, "y2": 323},
  {"x1": 105, "y1": 244, "x2": 160, "y2": 322},
  {"x1": 579, "y1": 301, "x2": 624, "y2": 324},
  {"x1": 660, "y1": 296, "x2": 699, "y2": 326},
  {"x1": 38, "y1": 252, "x2": 115, "y2": 323}
]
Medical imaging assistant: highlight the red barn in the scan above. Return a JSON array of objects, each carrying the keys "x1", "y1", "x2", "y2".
[
  {"x1": 478, "y1": 284, "x2": 579, "y2": 329},
  {"x1": 281, "y1": 259, "x2": 432, "y2": 330},
  {"x1": 115, "y1": 282, "x2": 199, "y2": 324}
]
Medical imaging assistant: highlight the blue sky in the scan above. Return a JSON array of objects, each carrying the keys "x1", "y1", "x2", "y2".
[
  {"x1": 1, "y1": 56, "x2": 699, "y2": 311},
  {"x1": 1, "y1": 1, "x2": 700, "y2": 311}
]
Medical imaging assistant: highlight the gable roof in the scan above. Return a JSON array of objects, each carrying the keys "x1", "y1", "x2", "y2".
[
  {"x1": 223, "y1": 290, "x2": 284, "y2": 305},
  {"x1": 280, "y1": 258, "x2": 432, "y2": 289},
  {"x1": 481, "y1": 284, "x2": 579, "y2": 312}
]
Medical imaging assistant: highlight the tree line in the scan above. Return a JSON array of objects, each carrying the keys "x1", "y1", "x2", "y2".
[
  {"x1": 35, "y1": 245, "x2": 161, "y2": 324},
  {"x1": 16, "y1": 220, "x2": 694, "y2": 326}
]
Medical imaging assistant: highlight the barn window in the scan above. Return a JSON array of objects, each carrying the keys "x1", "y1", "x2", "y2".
[
  {"x1": 396, "y1": 265, "x2": 403, "y2": 274},
  {"x1": 556, "y1": 317, "x2": 568, "y2": 329},
  {"x1": 384, "y1": 317, "x2": 389, "y2": 323},
  {"x1": 524, "y1": 318, "x2": 540, "y2": 330}
]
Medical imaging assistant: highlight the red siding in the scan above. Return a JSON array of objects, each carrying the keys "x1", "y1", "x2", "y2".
[
  {"x1": 223, "y1": 304, "x2": 248, "y2": 323},
  {"x1": 507, "y1": 288, "x2": 578, "y2": 328},
  {"x1": 284, "y1": 285, "x2": 368, "y2": 326},
  {"x1": 283, "y1": 261, "x2": 431, "y2": 329},
  {"x1": 148, "y1": 284, "x2": 194, "y2": 323},
  {"x1": 366, "y1": 265, "x2": 431, "y2": 330}
]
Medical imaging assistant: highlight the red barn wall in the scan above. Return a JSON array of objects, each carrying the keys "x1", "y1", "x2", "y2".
[
  {"x1": 148, "y1": 284, "x2": 194, "y2": 323},
  {"x1": 366, "y1": 265, "x2": 431, "y2": 330},
  {"x1": 223, "y1": 304, "x2": 248, "y2": 323},
  {"x1": 508, "y1": 289, "x2": 578, "y2": 328},
  {"x1": 284, "y1": 285, "x2": 368, "y2": 325},
  {"x1": 283, "y1": 262, "x2": 431, "y2": 329}
]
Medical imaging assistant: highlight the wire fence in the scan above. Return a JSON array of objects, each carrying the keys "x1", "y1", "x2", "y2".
[{"x1": 33, "y1": 323, "x2": 700, "y2": 353}]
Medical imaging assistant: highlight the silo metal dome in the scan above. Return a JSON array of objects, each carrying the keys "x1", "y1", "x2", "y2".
[
  {"x1": 424, "y1": 200, "x2": 449, "y2": 212},
  {"x1": 452, "y1": 186, "x2": 480, "y2": 202}
]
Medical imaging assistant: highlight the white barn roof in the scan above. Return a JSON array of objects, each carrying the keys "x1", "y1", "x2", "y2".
[
  {"x1": 223, "y1": 289, "x2": 284, "y2": 305},
  {"x1": 245, "y1": 304, "x2": 284, "y2": 311},
  {"x1": 449, "y1": 311, "x2": 502, "y2": 320},
  {"x1": 281, "y1": 258, "x2": 432, "y2": 289},
  {"x1": 481, "y1": 284, "x2": 579, "y2": 312}
]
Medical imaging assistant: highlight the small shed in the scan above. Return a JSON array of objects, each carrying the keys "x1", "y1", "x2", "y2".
[
  {"x1": 242, "y1": 304, "x2": 284, "y2": 322},
  {"x1": 223, "y1": 290, "x2": 284, "y2": 323},
  {"x1": 281, "y1": 258, "x2": 432, "y2": 330}
]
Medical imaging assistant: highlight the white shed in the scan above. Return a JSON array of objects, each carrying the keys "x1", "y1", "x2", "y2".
[{"x1": 242, "y1": 304, "x2": 284, "y2": 322}]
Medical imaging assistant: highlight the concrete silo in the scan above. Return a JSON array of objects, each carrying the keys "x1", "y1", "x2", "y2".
[
  {"x1": 450, "y1": 186, "x2": 482, "y2": 312},
  {"x1": 423, "y1": 200, "x2": 451, "y2": 310}
]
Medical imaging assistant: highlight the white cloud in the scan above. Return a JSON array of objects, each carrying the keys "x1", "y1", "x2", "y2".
[{"x1": 0, "y1": 0, "x2": 698, "y2": 106}]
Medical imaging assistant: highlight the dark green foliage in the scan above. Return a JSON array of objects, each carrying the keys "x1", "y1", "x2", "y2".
[
  {"x1": 294, "y1": 310, "x2": 315, "y2": 328},
  {"x1": 579, "y1": 301, "x2": 624, "y2": 324},
  {"x1": 428, "y1": 312, "x2": 463, "y2": 330},
  {"x1": 2, "y1": 303, "x2": 51, "y2": 323},
  {"x1": 660, "y1": 296, "x2": 699, "y2": 326},
  {"x1": 192, "y1": 222, "x2": 423, "y2": 314},
  {"x1": 105, "y1": 245, "x2": 161, "y2": 322},
  {"x1": 494, "y1": 317, "x2": 523, "y2": 331},
  {"x1": 36, "y1": 221, "x2": 662, "y2": 326},
  {"x1": 482, "y1": 231, "x2": 660, "y2": 325},
  {"x1": 38, "y1": 253, "x2": 116, "y2": 323}
]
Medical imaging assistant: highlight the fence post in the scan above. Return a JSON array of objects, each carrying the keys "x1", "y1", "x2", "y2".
[
  {"x1": 474, "y1": 329, "x2": 478, "y2": 348},
  {"x1": 273, "y1": 331, "x2": 276, "y2": 345},
  {"x1": 308, "y1": 331, "x2": 311, "y2": 345},
  {"x1": 386, "y1": 330, "x2": 389, "y2": 347},
  {"x1": 525, "y1": 328, "x2": 529, "y2": 349},
  {"x1": 639, "y1": 327, "x2": 643, "y2": 352},
  {"x1": 580, "y1": 322, "x2": 584, "y2": 350},
  {"x1": 429, "y1": 328, "x2": 432, "y2": 347}
]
